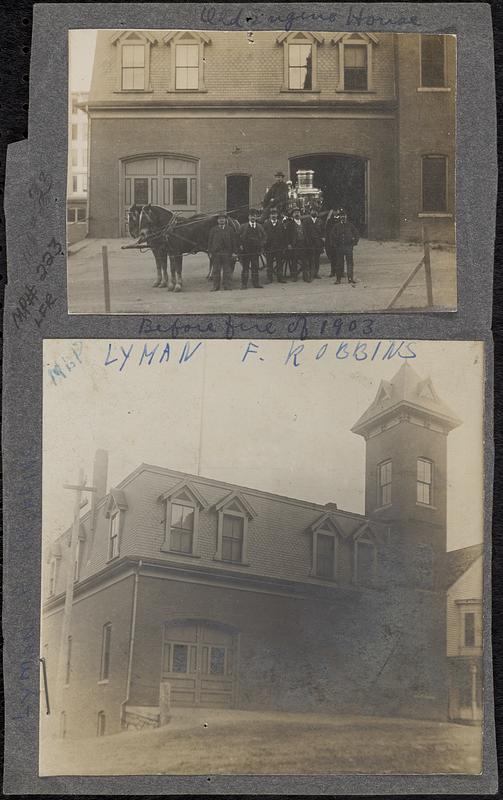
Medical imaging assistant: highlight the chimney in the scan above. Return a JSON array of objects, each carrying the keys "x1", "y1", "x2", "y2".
[
  {"x1": 325, "y1": 501, "x2": 338, "y2": 511},
  {"x1": 90, "y1": 449, "x2": 108, "y2": 538}
]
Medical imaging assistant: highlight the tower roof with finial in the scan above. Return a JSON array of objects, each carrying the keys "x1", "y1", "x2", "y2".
[{"x1": 351, "y1": 362, "x2": 461, "y2": 437}]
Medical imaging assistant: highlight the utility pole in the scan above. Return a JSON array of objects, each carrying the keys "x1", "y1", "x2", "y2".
[{"x1": 53, "y1": 467, "x2": 96, "y2": 733}]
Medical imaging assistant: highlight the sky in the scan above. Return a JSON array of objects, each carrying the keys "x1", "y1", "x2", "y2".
[
  {"x1": 69, "y1": 30, "x2": 97, "y2": 92},
  {"x1": 42, "y1": 339, "x2": 484, "y2": 552}
]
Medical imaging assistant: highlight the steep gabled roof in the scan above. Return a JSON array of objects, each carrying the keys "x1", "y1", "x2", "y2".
[
  {"x1": 441, "y1": 543, "x2": 483, "y2": 589},
  {"x1": 352, "y1": 362, "x2": 461, "y2": 435}
]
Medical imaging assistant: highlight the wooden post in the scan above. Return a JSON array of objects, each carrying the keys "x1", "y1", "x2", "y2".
[
  {"x1": 102, "y1": 245, "x2": 111, "y2": 313},
  {"x1": 53, "y1": 470, "x2": 96, "y2": 734},
  {"x1": 159, "y1": 680, "x2": 172, "y2": 726},
  {"x1": 422, "y1": 226, "x2": 433, "y2": 307},
  {"x1": 386, "y1": 257, "x2": 425, "y2": 310}
]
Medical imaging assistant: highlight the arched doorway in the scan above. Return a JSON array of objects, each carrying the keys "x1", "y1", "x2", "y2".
[
  {"x1": 161, "y1": 619, "x2": 239, "y2": 708},
  {"x1": 121, "y1": 154, "x2": 200, "y2": 235},
  {"x1": 290, "y1": 154, "x2": 368, "y2": 234}
]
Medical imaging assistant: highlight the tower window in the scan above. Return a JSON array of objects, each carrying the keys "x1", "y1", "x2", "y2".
[
  {"x1": 377, "y1": 460, "x2": 392, "y2": 507},
  {"x1": 420, "y1": 34, "x2": 446, "y2": 88},
  {"x1": 417, "y1": 458, "x2": 433, "y2": 505}
]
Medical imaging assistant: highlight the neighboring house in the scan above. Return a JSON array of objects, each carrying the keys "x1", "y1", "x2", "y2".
[
  {"x1": 67, "y1": 91, "x2": 89, "y2": 244},
  {"x1": 42, "y1": 363, "x2": 462, "y2": 738},
  {"x1": 85, "y1": 30, "x2": 455, "y2": 242},
  {"x1": 443, "y1": 544, "x2": 483, "y2": 723}
]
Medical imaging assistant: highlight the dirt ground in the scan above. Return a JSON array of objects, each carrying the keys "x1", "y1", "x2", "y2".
[
  {"x1": 67, "y1": 238, "x2": 457, "y2": 315},
  {"x1": 40, "y1": 707, "x2": 481, "y2": 776}
]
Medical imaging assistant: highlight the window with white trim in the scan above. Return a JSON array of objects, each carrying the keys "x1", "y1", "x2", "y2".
[
  {"x1": 277, "y1": 32, "x2": 322, "y2": 92},
  {"x1": 420, "y1": 34, "x2": 446, "y2": 88},
  {"x1": 108, "y1": 512, "x2": 119, "y2": 560},
  {"x1": 332, "y1": 33, "x2": 378, "y2": 92},
  {"x1": 170, "y1": 502, "x2": 195, "y2": 553},
  {"x1": 112, "y1": 31, "x2": 155, "y2": 93},
  {"x1": 214, "y1": 494, "x2": 255, "y2": 565},
  {"x1": 222, "y1": 514, "x2": 244, "y2": 563},
  {"x1": 458, "y1": 602, "x2": 482, "y2": 651},
  {"x1": 164, "y1": 31, "x2": 210, "y2": 92},
  {"x1": 417, "y1": 458, "x2": 434, "y2": 505},
  {"x1": 100, "y1": 623, "x2": 112, "y2": 681},
  {"x1": 377, "y1": 460, "x2": 392, "y2": 507},
  {"x1": 422, "y1": 156, "x2": 447, "y2": 213}
]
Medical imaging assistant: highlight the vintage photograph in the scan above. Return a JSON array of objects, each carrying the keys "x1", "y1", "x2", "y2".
[
  {"x1": 40, "y1": 339, "x2": 483, "y2": 775},
  {"x1": 67, "y1": 29, "x2": 457, "y2": 314}
]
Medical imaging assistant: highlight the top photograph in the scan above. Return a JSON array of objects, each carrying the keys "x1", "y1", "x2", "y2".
[{"x1": 67, "y1": 29, "x2": 457, "y2": 315}]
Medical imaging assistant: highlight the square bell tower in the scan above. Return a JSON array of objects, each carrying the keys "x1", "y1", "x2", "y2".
[{"x1": 352, "y1": 363, "x2": 461, "y2": 560}]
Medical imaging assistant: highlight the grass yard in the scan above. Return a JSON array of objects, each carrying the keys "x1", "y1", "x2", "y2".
[{"x1": 40, "y1": 708, "x2": 482, "y2": 776}]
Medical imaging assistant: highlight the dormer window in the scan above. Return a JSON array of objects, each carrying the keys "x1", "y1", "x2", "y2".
[
  {"x1": 214, "y1": 492, "x2": 257, "y2": 565},
  {"x1": 104, "y1": 489, "x2": 128, "y2": 562},
  {"x1": 277, "y1": 32, "x2": 323, "y2": 92},
  {"x1": 159, "y1": 480, "x2": 208, "y2": 556},
  {"x1": 111, "y1": 30, "x2": 156, "y2": 93},
  {"x1": 163, "y1": 31, "x2": 211, "y2": 92},
  {"x1": 332, "y1": 33, "x2": 379, "y2": 92},
  {"x1": 309, "y1": 515, "x2": 342, "y2": 581}
]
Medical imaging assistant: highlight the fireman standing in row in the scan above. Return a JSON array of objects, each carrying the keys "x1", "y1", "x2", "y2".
[
  {"x1": 263, "y1": 209, "x2": 288, "y2": 283},
  {"x1": 326, "y1": 208, "x2": 360, "y2": 285}
]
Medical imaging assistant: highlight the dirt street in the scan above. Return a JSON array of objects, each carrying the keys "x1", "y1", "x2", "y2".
[{"x1": 67, "y1": 238, "x2": 457, "y2": 315}]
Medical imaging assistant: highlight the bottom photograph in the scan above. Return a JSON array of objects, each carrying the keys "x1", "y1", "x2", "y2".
[{"x1": 40, "y1": 339, "x2": 485, "y2": 776}]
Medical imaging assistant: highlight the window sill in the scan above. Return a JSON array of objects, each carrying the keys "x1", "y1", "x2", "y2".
[
  {"x1": 166, "y1": 88, "x2": 208, "y2": 94},
  {"x1": 97, "y1": 679, "x2": 109, "y2": 686},
  {"x1": 214, "y1": 557, "x2": 250, "y2": 567},
  {"x1": 374, "y1": 504, "x2": 392, "y2": 512},
  {"x1": 418, "y1": 213, "x2": 452, "y2": 219},
  {"x1": 417, "y1": 87, "x2": 451, "y2": 92},
  {"x1": 335, "y1": 89, "x2": 375, "y2": 94},
  {"x1": 113, "y1": 90, "x2": 154, "y2": 95},
  {"x1": 416, "y1": 502, "x2": 437, "y2": 509},
  {"x1": 106, "y1": 555, "x2": 120, "y2": 564},
  {"x1": 280, "y1": 88, "x2": 321, "y2": 94},
  {"x1": 160, "y1": 546, "x2": 201, "y2": 558}
]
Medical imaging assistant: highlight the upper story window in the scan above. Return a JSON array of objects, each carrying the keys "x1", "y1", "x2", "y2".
[
  {"x1": 415, "y1": 543, "x2": 434, "y2": 588},
  {"x1": 344, "y1": 44, "x2": 368, "y2": 90},
  {"x1": 100, "y1": 623, "x2": 112, "y2": 681},
  {"x1": 332, "y1": 32, "x2": 379, "y2": 92},
  {"x1": 214, "y1": 491, "x2": 257, "y2": 565},
  {"x1": 288, "y1": 43, "x2": 312, "y2": 89},
  {"x1": 316, "y1": 532, "x2": 336, "y2": 578},
  {"x1": 111, "y1": 30, "x2": 156, "y2": 93},
  {"x1": 377, "y1": 460, "x2": 392, "y2": 507},
  {"x1": 277, "y1": 32, "x2": 323, "y2": 92},
  {"x1": 222, "y1": 514, "x2": 244, "y2": 563},
  {"x1": 122, "y1": 44, "x2": 145, "y2": 90},
  {"x1": 422, "y1": 155, "x2": 447, "y2": 213},
  {"x1": 175, "y1": 43, "x2": 199, "y2": 89},
  {"x1": 417, "y1": 458, "x2": 434, "y2": 505},
  {"x1": 104, "y1": 489, "x2": 128, "y2": 562},
  {"x1": 164, "y1": 31, "x2": 211, "y2": 92},
  {"x1": 108, "y1": 512, "x2": 119, "y2": 560},
  {"x1": 464, "y1": 612, "x2": 475, "y2": 647},
  {"x1": 160, "y1": 480, "x2": 208, "y2": 557},
  {"x1": 420, "y1": 34, "x2": 446, "y2": 88},
  {"x1": 170, "y1": 503, "x2": 195, "y2": 553}
]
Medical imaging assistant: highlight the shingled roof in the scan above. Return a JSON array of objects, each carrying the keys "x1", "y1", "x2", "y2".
[
  {"x1": 441, "y1": 543, "x2": 483, "y2": 589},
  {"x1": 352, "y1": 362, "x2": 461, "y2": 435}
]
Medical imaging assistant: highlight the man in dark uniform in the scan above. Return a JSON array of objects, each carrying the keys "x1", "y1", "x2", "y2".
[
  {"x1": 263, "y1": 209, "x2": 288, "y2": 283},
  {"x1": 325, "y1": 208, "x2": 360, "y2": 284},
  {"x1": 238, "y1": 209, "x2": 266, "y2": 289},
  {"x1": 286, "y1": 207, "x2": 313, "y2": 282},
  {"x1": 207, "y1": 213, "x2": 238, "y2": 291},
  {"x1": 303, "y1": 207, "x2": 325, "y2": 279},
  {"x1": 263, "y1": 171, "x2": 289, "y2": 215}
]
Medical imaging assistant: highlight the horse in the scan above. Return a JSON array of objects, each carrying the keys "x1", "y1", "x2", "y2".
[{"x1": 128, "y1": 204, "x2": 239, "y2": 292}]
